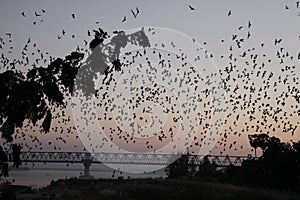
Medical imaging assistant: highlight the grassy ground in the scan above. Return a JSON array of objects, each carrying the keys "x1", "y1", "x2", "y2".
[{"x1": 22, "y1": 178, "x2": 300, "y2": 200}]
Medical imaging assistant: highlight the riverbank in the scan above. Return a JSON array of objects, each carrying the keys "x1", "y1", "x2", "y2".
[{"x1": 7, "y1": 178, "x2": 300, "y2": 200}]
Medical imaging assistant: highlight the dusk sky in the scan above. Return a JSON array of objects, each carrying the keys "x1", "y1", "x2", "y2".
[{"x1": 0, "y1": 0, "x2": 300, "y2": 158}]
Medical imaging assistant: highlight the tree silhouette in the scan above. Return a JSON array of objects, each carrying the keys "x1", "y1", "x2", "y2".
[
  {"x1": 196, "y1": 156, "x2": 218, "y2": 179},
  {"x1": 0, "y1": 27, "x2": 152, "y2": 179},
  {"x1": 248, "y1": 134, "x2": 269, "y2": 157},
  {"x1": 0, "y1": 27, "x2": 150, "y2": 143},
  {"x1": 0, "y1": 52, "x2": 84, "y2": 142},
  {"x1": 239, "y1": 134, "x2": 300, "y2": 190},
  {"x1": 0, "y1": 146, "x2": 8, "y2": 177},
  {"x1": 12, "y1": 144, "x2": 21, "y2": 168},
  {"x1": 165, "y1": 153, "x2": 196, "y2": 179}
]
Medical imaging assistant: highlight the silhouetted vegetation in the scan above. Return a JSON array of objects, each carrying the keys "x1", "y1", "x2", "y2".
[
  {"x1": 0, "y1": 27, "x2": 150, "y2": 143},
  {"x1": 0, "y1": 27, "x2": 151, "y2": 181},
  {"x1": 14, "y1": 178, "x2": 299, "y2": 200},
  {"x1": 0, "y1": 51, "x2": 84, "y2": 142},
  {"x1": 235, "y1": 134, "x2": 300, "y2": 191},
  {"x1": 165, "y1": 153, "x2": 196, "y2": 179},
  {"x1": 248, "y1": 133, "x2": 269, "y2": 157},
  {"x1": 166, "y1": 134, "x2": 300, "y2": 193}
]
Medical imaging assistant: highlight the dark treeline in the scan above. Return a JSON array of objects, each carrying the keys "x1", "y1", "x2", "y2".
[{"x1": 166, "y1": 134, "x2": 300, "y2": 192}]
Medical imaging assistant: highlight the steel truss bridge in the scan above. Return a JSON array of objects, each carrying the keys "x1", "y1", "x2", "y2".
[{"x1": 7, "y1": 152, "x2": 251, "y2": 177}]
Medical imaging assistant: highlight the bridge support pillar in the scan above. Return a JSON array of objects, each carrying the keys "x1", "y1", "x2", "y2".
[{"x1": 80, "y1": 158, "x2": 93, "y2": 179}]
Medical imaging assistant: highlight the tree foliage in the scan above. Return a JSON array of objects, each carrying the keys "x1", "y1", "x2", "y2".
[
  {"x1": 165, "y1": 154, "x2": 196, "y2": 179},
  {"x1": 231, "y1": 134, "x2": 300, "y2": 190},
  {"x1": 0, "y1": 52, "x2": 84, "y2": 142},
  {"x1": 248, "y1": 133, "x2": 269, "y2": 157},
  {"x1": 0, "y1": 27, "x2": 150, "y2": 143},
  {"x1": 166, "y1": 135, "x2": 300, "y2": 192}
]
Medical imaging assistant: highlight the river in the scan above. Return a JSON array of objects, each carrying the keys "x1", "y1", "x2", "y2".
[{"x1": 6, "y1": 163, "x2": 166, "y2": 188}]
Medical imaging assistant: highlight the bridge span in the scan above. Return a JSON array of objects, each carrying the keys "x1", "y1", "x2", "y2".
[{"x1": 7, "y1": 152, "x2": 251, "y2": 177}]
